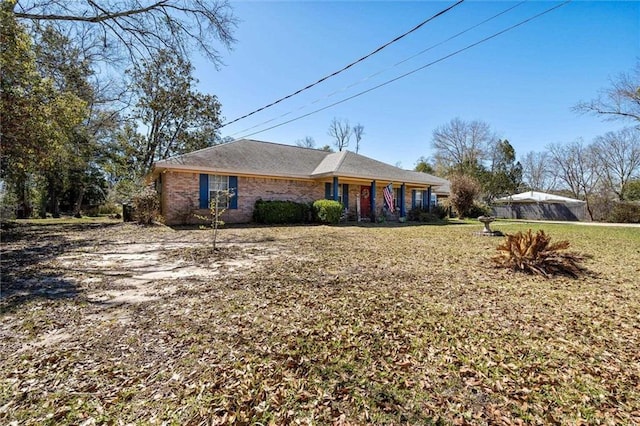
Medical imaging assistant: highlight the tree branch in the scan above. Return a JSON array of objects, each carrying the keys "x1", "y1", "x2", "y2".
[{"x1": 14, "y1": 1, "x2": 169, "y2": 23}]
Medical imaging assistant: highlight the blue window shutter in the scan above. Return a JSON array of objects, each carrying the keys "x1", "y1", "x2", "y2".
[
  {"x1": 199, "y1": 174, "x2": 209, "y2": 208},
  {"x1": 411, "y1": 190, "x2": 416, "y2": 208},
  {"x1": 229, "y1": 176, "x2": 238, "y2": 209},
  {"x1": 424, "y1": 189, "x2": 430, "y2": 210},
  {"x1": 342, "y1": 184, "x2": 349, "y2": 208},
  {"x1": 370, "y1": 180, "x2": 376, "y2": 220},
  {"x1": 325, "y1": 182, "x2": 331, "y2": 199}
]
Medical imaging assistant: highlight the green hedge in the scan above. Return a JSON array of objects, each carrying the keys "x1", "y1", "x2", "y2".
[
  {"x1": 407, "y1": 205, "x2": 448, "y2": 222},
  {"x1": 313, "y1": 199, "x2": 343, "y2": 224},
  {"x1": 253, "y1": 199, "x2": 310, "y2": 224}
]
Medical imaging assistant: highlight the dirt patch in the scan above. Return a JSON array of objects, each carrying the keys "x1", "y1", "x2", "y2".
[{"x1": 48, "y1": 237, "x2": 279, "y2": 306}]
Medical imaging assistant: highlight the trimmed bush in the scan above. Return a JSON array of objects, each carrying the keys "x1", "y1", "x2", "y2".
[
  {"x1": 432, "y1": 204, "x2": 449, "y2": 219},
  {"x1": 419, "y1": 212, "x2": 440, "y2": 222},
  {"x1": 608, "y1": 202, "x2": 640, "y2": 223},
  {"x1": 253, "y1": 199, "x2": 310, "y2": 224},
  {"x1": 313, "y1": 199, "x2": 343, "y2": 224},
  {"x1": 408, "y1": 205, "x2": 449, "y2": 222}
]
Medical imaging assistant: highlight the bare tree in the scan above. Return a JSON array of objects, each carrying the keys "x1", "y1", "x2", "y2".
[
  {"x1": 520, "y1": 151, "x2": 556, "y2": 191},
  {"x1": 353, "y1": 123, "x2": 364, "y2": 154},
  {"x1": 328, "y1": 118, "x2": 351, "y2": 152},
  {"x1": 592, "y1": 127, "x2": 640, "y2": 200},
  {"x1": 12, "y1": 0, "x2": 237, "y2": 68},
  {"x1": 295, "y1": 136, "x2": 315, "y2": 149},
  {"x1": 548, "y1": 140, "x2": 600, "y2": 220},
  {"x1": 574, "y1": 62, "x2": 640, "y2": 123},
  {"x1": 432, "y1": 118, "x2": 494, "y2": 173}
]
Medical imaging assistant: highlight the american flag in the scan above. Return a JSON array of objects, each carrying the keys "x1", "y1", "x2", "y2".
[{"x1": 383, "y1": 183, "x2": 394, "y2": 211}]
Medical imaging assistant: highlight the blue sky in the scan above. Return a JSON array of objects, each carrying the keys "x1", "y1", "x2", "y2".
[{"x1": 193, "y1": 1, "x2": 639, "y2": 170}]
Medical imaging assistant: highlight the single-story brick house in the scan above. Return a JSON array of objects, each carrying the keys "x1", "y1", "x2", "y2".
[{"x1": 151, "y1": 139, "x2": 449, "y2": 225}]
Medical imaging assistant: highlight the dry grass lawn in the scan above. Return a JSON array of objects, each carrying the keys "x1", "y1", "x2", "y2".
[{"x1": 1, "y1": 219, "x2": 639, "y2": 425}]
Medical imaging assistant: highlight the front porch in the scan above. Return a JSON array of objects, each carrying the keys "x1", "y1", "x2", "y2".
[{"x1": 323, "y1": 176, "x2": 434, "y2": 223}]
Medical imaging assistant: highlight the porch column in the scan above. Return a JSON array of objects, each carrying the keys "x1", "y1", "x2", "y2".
[
  {"x1": 400, "y1": 183, "x2": 406, "y2": 217},
  {"x1": 427, "y1": 186, "x2": 432, "y2": 212},
  {"x1": 370, "y1": 180, "x2": 376, "y2": 221},
  {"x1": 332, "y1": 177, "x2": 339, "y2": 201}
]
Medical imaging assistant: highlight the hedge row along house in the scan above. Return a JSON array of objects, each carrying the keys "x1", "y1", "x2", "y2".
[{"x1": 151, "y1": 139, "x2": 449, "y2": 225}]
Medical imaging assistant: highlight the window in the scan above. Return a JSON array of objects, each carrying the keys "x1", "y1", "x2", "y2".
[
  {"x1": 414, "y1": 190, "x2": 423, "y2": 208},
  {"x1": 200, "y1": 174, "x2": 237, "y2": 209},
  {"x1": 209, "y1": 175, "x2": 229, "y2": 208}
]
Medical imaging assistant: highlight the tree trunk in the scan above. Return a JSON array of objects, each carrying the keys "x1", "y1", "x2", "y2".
[
  {"x1": 16, "y1": 177, "x2": 32, "y2": 219},
  {"x1": 73, "y1": 185, "x2": 85, "y2": 216}
]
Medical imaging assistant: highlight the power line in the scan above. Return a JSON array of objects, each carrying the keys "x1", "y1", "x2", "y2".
[
  {"x1": 230, "y1": 0, "x2": 528, "y2": 137},
  {"x1": 236, "y1": 0, "x2": 571, "y2": 140},
  {"x1": 220, "y1": 0, "x2": 465, "y2": 128}
]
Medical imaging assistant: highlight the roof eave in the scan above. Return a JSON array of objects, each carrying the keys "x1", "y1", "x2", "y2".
[
  {"x1": 311, "y1": 171, "x2": 440, "y2": 186},
  {"x1": 153, "y1": 164, "x2": 313, "y2": 180}
]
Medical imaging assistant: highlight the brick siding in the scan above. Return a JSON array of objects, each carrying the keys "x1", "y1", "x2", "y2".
[{"x1": 161, "y1": 171, "x2": 325, "y2": 225}]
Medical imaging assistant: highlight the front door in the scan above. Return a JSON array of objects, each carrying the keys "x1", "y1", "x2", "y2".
[{"x1": 360, "y1": 186, "x2": 371, "y2": 218}]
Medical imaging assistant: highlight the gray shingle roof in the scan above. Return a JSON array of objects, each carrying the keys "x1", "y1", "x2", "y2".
[
  {"x1": 154, "y1": 139, "x2": 448, "y2": 188},
  {"x1": 154, "y1": 139, "x2": 327, "y2": 178}
]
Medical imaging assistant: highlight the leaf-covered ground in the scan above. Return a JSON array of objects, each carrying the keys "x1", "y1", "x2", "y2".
[{"x1": 1, "y1": 219, "x2": 639, "y2": 425}]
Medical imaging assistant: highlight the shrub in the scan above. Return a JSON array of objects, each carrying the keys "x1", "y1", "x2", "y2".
[
  {"x1": 84, "y1": 207, "x2": 100, "y2": 217},
  {"x1": 492, "y1": 229, "x2": 589, "y2": 278},
  {"x1": 432, "y1": 204, "x2": 449, "y2": 219},
  {"x1": 98, "y1": 202, "x2": 121, "y2": 215},
  {"x1": 449, "y1": 174, "x2": 481, "y2": 218},
  {"x1": 253, "y1": 199, "x2": 310, "y2": 224},
  {"x1": 408, "y1": 207, "x2": 436, "y2": 222},
  {"x1": 408, "y1": 205, "x2": 449, "y2": 222},
  {"x1": 131, "y1": 187, "x2": 162, "y2": 225},
  {"x1": 467, "y1": 202, "x2": 492, "y2": 219},
  {"x1": 407, "y1": 207, "x2": 426, "y2": 222},
  {"x1": 608, "y1": 202, "x2": 640, "y2": 223},
  {"x1": 419, "y1": 212, "x2": 439, "y2": 222},
  {"x1": 313, "y1": 199, "x2": 343, "y2": 224}
]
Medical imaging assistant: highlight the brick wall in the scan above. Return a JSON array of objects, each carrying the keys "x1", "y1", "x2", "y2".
[
  {"x1": 160, "y1": 171, "x2": 200, "y2": 225},
  {"x1": 161, "y1": 171, "x2": 325, "y2": 225}
]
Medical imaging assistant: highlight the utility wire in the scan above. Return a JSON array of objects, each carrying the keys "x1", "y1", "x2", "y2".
[
  {"x1": 236, "y1": 0, "x2": 571, "y2": 140},
  {"x1": 220, "y1": 0, "x2": 465, "y2": 128},
  {"x1": 230, "y1": 0, "x2": 528, "y2": 137}
]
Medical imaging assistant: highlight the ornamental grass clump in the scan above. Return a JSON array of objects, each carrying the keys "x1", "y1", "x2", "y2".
[{"x1": 493, "y1": 229, "x2": 588, "y2": 278}]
